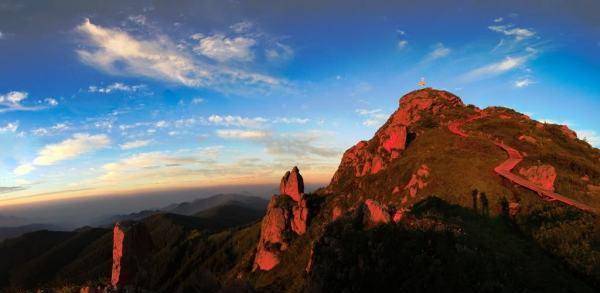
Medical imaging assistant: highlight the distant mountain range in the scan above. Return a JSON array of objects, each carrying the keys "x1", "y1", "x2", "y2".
[{"x1": 92, "y1": 193, "x2": 268, "y2": 227}]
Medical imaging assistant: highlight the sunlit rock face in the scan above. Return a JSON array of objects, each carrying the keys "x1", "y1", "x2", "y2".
[
  {"x1": 255, "y1": 167, "x2": 311, "y2": 271},
  {"x1": 111, "y1": 221, "x2": 153, "y2": 288},
  {"x1": 518, "y1": 164, "x2": 557, "y2": 191},
  {"x1": 364, "y1": 199, "x2": 392, "y2": 225},
  {"x1": 331, "y1": 89, "x2": 463, "y2": 185},
  {"x1": 280, "y1": 166, "x2": 304, "y2": 202}
]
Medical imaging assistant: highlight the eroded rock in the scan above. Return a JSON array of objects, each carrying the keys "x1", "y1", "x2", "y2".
[
  {"x1": 254, "y1": 195, "x2": 291, "y2": 271},
  {"x1": 560, "y1": 125, "x2": 577, "y2": 139},
  {"x1": 292, "y1": 195, "x2": 309, "y2": 235}
]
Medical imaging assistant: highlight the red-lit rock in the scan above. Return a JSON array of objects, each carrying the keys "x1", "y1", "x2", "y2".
[
  {"x1": 518, "y1": 165, "x2": 557, "y2": 191},
  {"x1": 111, "y1": 221, "x2": 153, "y2": 288},
  {"x1": 509, "y1": 202, "x2": 521, "y2": 218},
  {"x1": 280, "y1": 166, "x2": 304, "y2": 202},
  {"x1": 292, "y1": 195, "x2": 309, "y2": 235},
  {"x1": 332, "y1": 206, "x2": 343, "y2": 221},
  {"x1": 392, "y1": 209, "x2": 405, "y2": 223},
  {"x1": 582, "y1": 175, "x2": 590, "y2": 182},
  {"x1": 364, "y1": 199, "x2": 391, "y2": 225},
  {"x1": 404, "y1": 164, "x2": 430, "y2": 197},
  {"x1": 254, "y1": 195, "x2": 291, "y2": 271}
]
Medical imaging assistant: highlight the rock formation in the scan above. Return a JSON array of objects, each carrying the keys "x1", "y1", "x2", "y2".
[
  {"x1": 518, "y1": 134, "x2": 537, "y2": 144},
  {"x1": 111, "y1": 221, "x2": 154, "y2": 288},
  {"x1": 255, "y1": 167, "x2": 311, "y2": 271},
  {"x1": 364, "y1": 199, "x2": 392, "y2": 225},
  {"x1": 280, "y1": 166, "x2": 304, "y2": 202},
  {"x1": 518, "y1": 165, "x2": 557, "y2": 191}
]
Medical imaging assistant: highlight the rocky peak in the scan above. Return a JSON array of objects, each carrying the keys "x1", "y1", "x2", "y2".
[
  {"x1": 111, "y1": 221, "x2": 153, "y2": 288},
  {"x1": 331, "y1": 89, "x2": 461, "y2": 186},
  {"x1": 280, "y1": 166, "x2": 304, "y2": 202}
]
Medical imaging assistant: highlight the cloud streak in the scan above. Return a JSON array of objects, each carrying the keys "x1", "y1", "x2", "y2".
[{"x1": 76, "y1": 19, "x2": 282, "y2": 90}]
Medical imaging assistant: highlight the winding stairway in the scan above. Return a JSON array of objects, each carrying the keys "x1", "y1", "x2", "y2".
[{"x1": 447, "y1": 112, "x2": 597, "y2": 214}]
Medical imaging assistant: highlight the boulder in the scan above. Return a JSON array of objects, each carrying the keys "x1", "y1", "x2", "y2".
[
  {"x1": 518, "y1": 165, "x2": 557, "y2": 191},
  {"x1": 111, "y1": 221, "x2": 153, "y2": 288}
]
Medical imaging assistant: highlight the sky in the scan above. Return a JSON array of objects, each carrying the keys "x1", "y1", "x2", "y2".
[{"x1": 0, "y1": 0, "x2": 599, "y2": 207}]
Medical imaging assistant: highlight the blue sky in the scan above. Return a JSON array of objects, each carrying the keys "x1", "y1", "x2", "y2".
[{"x1": 0, "y1": 0, "x2": 599, "y2": 206}]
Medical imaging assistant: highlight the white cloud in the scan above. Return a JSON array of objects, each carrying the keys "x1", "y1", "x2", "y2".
[
  {"x1": 32, "y1": 123, "x2": 70, "y2": 136},
  {"x1": 0, "y1": 31, "x2": 4, "y2": 39},
  {"x1": 230, "y1": 21, "x2": 254, "y2": 34},
  {"x1": 489, "y1": 25, "x2": 535, "y2": 41},
  {"x1": 461, "y1": 55, "x2": 528, "y2": 81},
  {"x1": 0, "y1": 121, "x2": 19, "y2": 133},
  {"x1": 397, "y1": 40, "x2": 408, "y2": 50},
  {"x1": 424, "y1": 43, "x2": 450, "y2": 61},
  {"x1": 493, "y1": 17, "x2": 503, "y2": 23},
  {"x1": 266, "y1": 42, "x2": 294, "y2": 61},
  {"x1": 191, "y1": 97, "x2": 204, "y2": 104},
  {"x1": 208, "y1": 115, "x2": 267, "y2": 128},
  {"x1": 120, "y1": 139, "x2": 151, "y2": 150},
  {"x1": 577, "y1": 130, "x2": 600, "y2": 147},
  {"x1": 88, "y1": 82, "x2": 145, "y2": 93},
  {"x1": 32, "y1": 133, "x2": 110, "y2": 166},
  {"x1": 13, "y1": 164, "x2": 35, "y2": 176},
  {"x1": 45, "y1": 98, "x2": 59, "y2": 106},
  {"x1": 193, "y1": 34, "x2": 256, "y2": 62},
  {"x1": 272, "y1": 117, "x2": 310, "y2": 124},
  {"x1": 216, "y1": 129, "x2": 269, "y2": 139},
  {"x1": 0, "y1": 91, "x2": 43, "y2": 113},
  {"x1": 76, "y1": 19, "x2": 281, "y2": 89},
  {"x1": 356, "y1": 109, "x2": 388, "y2": 127},
  {"x1": 514, "y1": 78, "x2": 534, "y2": 88}
]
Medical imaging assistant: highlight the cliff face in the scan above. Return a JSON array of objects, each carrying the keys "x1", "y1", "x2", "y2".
[{"x1": 111, "y1": 221, "x2": 153, "y2": 288}]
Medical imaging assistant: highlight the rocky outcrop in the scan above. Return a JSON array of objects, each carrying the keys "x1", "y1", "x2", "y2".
[
  {"x1": 280, "y1": 166, "x2": 304, "y2": 202},
  {"x1": 518, "y1": 165, "x2": 557, "y2": 191},
  {"x1": 404, "y1": 164, "x2": 430, "y2": 197},
  {"x1": 331, "y1": 89, "x2": 462, "y2": 185},
  {"x1": 111, "y1": 221, "x2": 153, "y2": 288},
  {"x1": 255, "y1": 167, "x2": 311, "y2": 271},
  {"x1": 518, "y1": 135, "x2": 537, "y2": 144},
  {"x1": 364, "y1": 199, "x2": 391, "y2": 225},
  {"x1": 560, "y1": 125, "x2": 577, "y2": 139}
]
